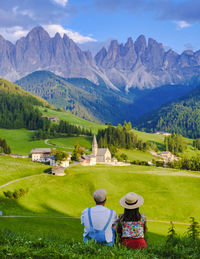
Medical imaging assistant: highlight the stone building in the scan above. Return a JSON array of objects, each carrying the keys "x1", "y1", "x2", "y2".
[
  {"x1": 92, "y1": 135, "x2": 111, "y2": 163},
  {"x1": 51, "y1": 167, "x2": 65, "y2": 176},
  {"x1": 31, "y1": 148, "x2": 51, "y2": 162}
]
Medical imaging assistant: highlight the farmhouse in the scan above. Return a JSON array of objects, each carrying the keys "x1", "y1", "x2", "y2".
[
  {"x1": 155, "y1": 131, "x2": 171, "y2": 136},
  {"x1": 80, "y1": 154, "x2": 96, "y2": 166},
  {"x1": 159, "y1": 151, "x2": 174, "y2": 162},
  {"x1": 42, "y1": 115, "x2": 59, "y2": 123},
  {"x1": 50, "y1": 154, "x2": 71, "y2": 168},
  {"x1": 31, "y1": 148, "x2": 51, "y2": 162}
]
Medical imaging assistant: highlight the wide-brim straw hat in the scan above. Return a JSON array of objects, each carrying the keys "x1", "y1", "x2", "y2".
[{"x1": 120, "y1": 192, "x2": 144, "y2": 209}]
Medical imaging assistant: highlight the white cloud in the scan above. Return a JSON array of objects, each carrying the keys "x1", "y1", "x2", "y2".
[
  {"x1": 43, "y1": 24, "x2": 97, "y2": 43},
  {"x1": 52, "y1": 0, "x2": 68, "y2": 7},
  {"x1": 0, "y1": 24, "x2": 96, "y2": 44},
  {"x1": 12, "y1": 6, "x2": 34, "y2": 19},
  {"x1": 174, "y1": 20, "x2": 191, "y2": 29},
  {"x1": 0, "y1": 26, "x2": 29, "y2": 42}
]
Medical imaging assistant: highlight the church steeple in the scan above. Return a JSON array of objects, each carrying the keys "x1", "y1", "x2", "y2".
[{"x1": 92, "y1": 135, "x2": 98, "y2": 156}]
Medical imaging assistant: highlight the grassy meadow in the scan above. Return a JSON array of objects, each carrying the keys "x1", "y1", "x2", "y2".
[
  {"x1": 39, "y1": 107, "x2": 106, "y2": 134},
  {"x1": 0, "y1": 156, "x2": 200, "y2": 244}
]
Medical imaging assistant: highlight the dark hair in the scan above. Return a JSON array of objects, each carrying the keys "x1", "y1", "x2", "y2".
[
  {"x1": 123, "y1": 208, "x2": 141, "y2": 222},
  {"x1": 95, "y1": 199, "x2": 106, "y2": 205}
]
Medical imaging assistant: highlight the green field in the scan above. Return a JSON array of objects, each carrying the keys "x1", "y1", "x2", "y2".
[
  {"x1": 39, "y1": 107, "x2": 106, "y2": 134},
  {"x1": 0, "y1": 129, "x2": 50, "y2": 155},
  {"x1": 48, "y1": 136, "x2": 92, "y2": 151},
  {"x1": 0, "y1": 156, "x2": 200, "y2": 243},
  {"x1": 0, "y1": 128, "x2": 93, "y2": 155},
  {"x1": 118, "y1": 149, "x2": 155, "y2": 161}
]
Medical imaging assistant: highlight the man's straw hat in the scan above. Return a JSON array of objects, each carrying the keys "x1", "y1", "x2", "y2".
[{"x1": 120, "y1": 192, "x2": 144, "y2": 209}]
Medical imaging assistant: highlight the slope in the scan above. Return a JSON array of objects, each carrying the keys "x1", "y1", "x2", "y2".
[
  {"x1": 0, "y1": 78, "x2": 52, "y2": 129},
  {"x1": 136, "y1": 84, "x2": 200, "y2": 138},
  {"x1": 16, "y1": 70, "x2": 133, "y2": 124}
]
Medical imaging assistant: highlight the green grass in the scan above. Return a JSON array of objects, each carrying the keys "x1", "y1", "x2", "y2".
[
  {"x1": 0, "y1": 217, "x2": 188, "y2": 244},
  {"x1": 39, "y1": 107, "x2": 106, "y2": 134},
  {"x1": 0, "y1": 156, "x2": 50, "y2": 186},
  {"x1": 0, "y1": 128, "x2": 50, "y2": 155},
  {"x1": 118, "y1": 149, "x2": 156, "y2": 162},
  {"x1": 133, "y1": 130, "x2": 165, "y2": 151},
  {"x1": 0, "y1": 157, "x2": 200, "y2": 242},
  {"x1": 0, "y1": 128, "x2": 93, "y2": 155},
  {"x1": 48, "y1": 136, "x2": 92, "y2": 151}
]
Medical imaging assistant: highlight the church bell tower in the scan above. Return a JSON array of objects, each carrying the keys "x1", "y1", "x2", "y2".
[{"x1": 92, "y1": 135, "x2": 98, "y2": 156}]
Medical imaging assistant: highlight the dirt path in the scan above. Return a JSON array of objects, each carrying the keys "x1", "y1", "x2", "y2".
[
  {"x1": 0, "y1": 215, "x2": 190, "y2": 225},
  {"x1": 45, "y1": 139, "x2": 74, "y2": 149},
  {"x1": 0, "y1": 174, "x2": 43, "y2": 190}
]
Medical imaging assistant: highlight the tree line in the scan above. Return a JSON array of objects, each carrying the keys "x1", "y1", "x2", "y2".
[
  {"x1": 0, "y1": 93, "x2": 50, "y2": 130},
  {"x1": 33, "y1": 120, "x2": 92, "y2": 140},
  {"x1": 164, "y1": 133, "x2": 186, "y2": 155},
  {"x1": 168, "y1": 156, "x2": 200, "y2": 171},
  {"x1": 96, "y1": 121, "x2": 149, "y2": 151}
]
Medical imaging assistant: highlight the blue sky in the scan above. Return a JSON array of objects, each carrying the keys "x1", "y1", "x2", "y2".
[{"x1": 0, "y1": 0, "x2": 200, "y2": 54}]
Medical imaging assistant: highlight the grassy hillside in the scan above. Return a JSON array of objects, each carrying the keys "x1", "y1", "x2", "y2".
[
  {"x1": 0, "y1": 78, "x2": 50, "y2": 107},
  {"x1": 16, "y1": 70, "x2": 133, "y2": 124},
  {"x1": 0, "y1": 156, "x2": 200, "y2": 243},
  {"x1": 39, "y1": 107, "x2": 106, "y2": 134},
  {"x1": 0, "y1": 156, "x2": 49, "y2": 186},
  {"x1": 0, "y1": 129, "x2": 94, "y2": 154}
]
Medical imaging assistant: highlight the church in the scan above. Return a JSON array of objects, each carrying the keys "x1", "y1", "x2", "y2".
[{"x1": 92, "y1": 135, "x2": 112, "y2": 163}]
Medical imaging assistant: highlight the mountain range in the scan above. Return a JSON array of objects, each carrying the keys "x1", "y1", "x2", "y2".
[{"x1": 1, "y1": 26, "x2": 200, "y2": 91}]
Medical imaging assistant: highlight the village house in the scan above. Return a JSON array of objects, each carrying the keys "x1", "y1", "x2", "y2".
[
  {"x1": 80, "y1": 154, "x2": 96, "y2": 166},
  {"x1": 155, "y1": 131, "x2": 171, "y2": 136},
  {"x1": 51, "y1": 167, "x2": 65, "y2": 176},
  {"x1": 49, "y1": 153, "x2": 71, "y2": 168},
  {"x1": 159, "y1": 151, "x2": 174, "y2": 162},
  {"x1": 42, "y1": 115, "x2": 59, "y2": 123},
  {"x1": 31, "y1": 148, "x2": 52, "y2": 162}
]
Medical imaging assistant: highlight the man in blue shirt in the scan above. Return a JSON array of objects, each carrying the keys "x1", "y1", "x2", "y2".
[{"x1": 81, "y1": 189, "x2": 118, "y2": 246}]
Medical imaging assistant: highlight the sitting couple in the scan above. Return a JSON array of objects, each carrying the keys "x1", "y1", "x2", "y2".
[{"x1": 81, "y1": 189, "x2": 147, "y2": 250}]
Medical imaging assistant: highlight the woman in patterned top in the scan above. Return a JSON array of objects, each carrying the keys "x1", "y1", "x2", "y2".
[{"x1": 117, "y1": 192, "x2": 147, "y2": 249}]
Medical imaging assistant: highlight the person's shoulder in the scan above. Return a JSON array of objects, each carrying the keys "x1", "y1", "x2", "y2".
[
  {"x1": 141, "y1": 213, "x2": 147, "y2": 221},
  {"x1": 81, "y1": 207, "x2": 89, "y2": 215}
]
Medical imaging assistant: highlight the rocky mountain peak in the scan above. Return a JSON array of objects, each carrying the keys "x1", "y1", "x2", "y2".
[
  {"x1": 95, "y1": 47, "x2": 107, "y2": 66},
  {"x1": 125, "y1": 37, "x2": 134, "y2": 49},
  {"x1": 26, "y1": 26, "x2": 50, "y2": 41},
  {"x1": 134, "y1": 35, "x2": 146, "y2": 56}
]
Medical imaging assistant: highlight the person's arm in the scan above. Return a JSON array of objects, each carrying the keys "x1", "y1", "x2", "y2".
[
  {"x1": 81, "y1": 209, "x2": 87, "y2": 225},
  {"x1": 144, "y1": 221, "x2": 147, "y2": 233},
  {"x1": 112, "y1": 211, "x2": 118, "y2": 229},
  {"x1": 117, "y1": 214, "x2": 123, "y2": 239}
]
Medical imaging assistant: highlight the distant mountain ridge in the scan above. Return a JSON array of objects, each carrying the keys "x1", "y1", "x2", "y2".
[
  {"x1": 15, "y1": 70, "x2": 134, "y2": 124},
  {"x1": 16, "y1": 70, "x2": 196, "y2": 124},
  {"x1": 1, "y1": 26, "x2": 200, "y2": 91},
  {"x1": 135, "y1": 84, "x2": 200, "y2": 138}
]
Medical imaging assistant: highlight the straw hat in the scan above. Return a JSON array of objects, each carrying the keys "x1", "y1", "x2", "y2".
[{"x1": 120, "y1": 192, "x2": 144, "y2": 209}]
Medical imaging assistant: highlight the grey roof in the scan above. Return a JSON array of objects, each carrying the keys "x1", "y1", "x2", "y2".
[
  {"x1": 97, "y1": 148, "x2": 109, "y2": 156},
  {"x1": 31, "y1": 148, "x2": 51, "y2": 154}
]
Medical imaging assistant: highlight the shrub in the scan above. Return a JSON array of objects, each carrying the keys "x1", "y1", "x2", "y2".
[{"x1": 3, "y1": 188, "x2": 29, "y2": 200}]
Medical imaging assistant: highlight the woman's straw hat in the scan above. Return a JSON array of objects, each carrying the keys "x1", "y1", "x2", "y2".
[{"x1": 120, "y1": 192, "x2": 144, "y2": 209}]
